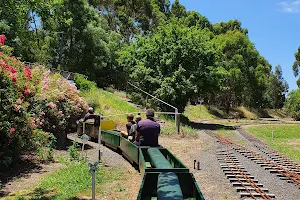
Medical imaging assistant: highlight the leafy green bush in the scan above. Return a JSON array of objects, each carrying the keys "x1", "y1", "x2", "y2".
[
  {"x1": 285, "y1": 89, "x2": 300, "y2": 120},
  {"x1": 30, "y1": 68, "x2": 89, "y2": 147},
  {"x1": 74, "y1": 74, "x2": 96, "y2": 91},
  {"x1": 67, "y1": 140, "x2": 81, "y2": 161},
  {"x1": 0, "y1": 36, "x2": 89, "y2": 166}
]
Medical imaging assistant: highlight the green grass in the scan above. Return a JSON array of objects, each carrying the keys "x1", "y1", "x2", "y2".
[
  {"x1": 184, "y1": 105, "x2": 216, "y2": 121},
  {"x1": 246, "y1": 125, "x2": 300, "y2": 163},
  {"x1": 6, "y1": 162, "x2": 125, "y2": 200},
  {"x1": 80, "y1": 87, "x2": 139, "y2": 128},
  {"x1": 161, "y1": 124, "x2": 199, "y2": 138}
]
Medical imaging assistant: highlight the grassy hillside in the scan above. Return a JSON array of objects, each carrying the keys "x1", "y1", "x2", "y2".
[
  {"x1": 246, "y1": 125, "x2": 300, "y2": 163},
  {"x1": 184, "y1": 105, "x2": 216, "y2": 121},
  {"x1": 80, "y1": 87, "x2": 139, "y2": 130},
  {"x1": 184, "y1": 104, "x2": 288, "y2": 121}
]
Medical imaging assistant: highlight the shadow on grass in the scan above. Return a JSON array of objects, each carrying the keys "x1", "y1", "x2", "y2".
[
  {"x1": 0, "y1": 155, "x2": 42, "y2": 197},
  {"x1": 181, "y1": 115, "x2": 234, "y2": 131},
  {"x1": 7, "y1": 188, "x2": 80, "y2": 200}
]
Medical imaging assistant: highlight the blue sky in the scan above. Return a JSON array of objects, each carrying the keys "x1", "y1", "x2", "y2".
[{"x1": 172, "y1": 0, "x2": 300, "y2": 91}]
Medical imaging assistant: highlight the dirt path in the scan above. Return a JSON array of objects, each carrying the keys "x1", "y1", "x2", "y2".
[
  {"x1": 160, "y1": 133, "x2": 240, "y2": 200},
  {"x1": 0, "y1": 161, "x2": 64, "y2": 198},
  {"x1": 1, "y1": 134, "x2": 141, "y2": 200}
]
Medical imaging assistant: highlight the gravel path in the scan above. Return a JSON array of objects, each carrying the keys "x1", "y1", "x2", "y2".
[
  {"x1": 235, "y1": 151, "x2": 300, "y2": 200},
  {"x1": 160, "y1": 132, "x2": 240, "y2": 200}
]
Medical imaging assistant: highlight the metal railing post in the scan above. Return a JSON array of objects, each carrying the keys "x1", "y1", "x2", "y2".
[
  {"x1": 98, "y1": 115, "x2": 102, "y2": 162},
  {"x1": 175, "y1": 108, "x2": 180, "y2": 134}
]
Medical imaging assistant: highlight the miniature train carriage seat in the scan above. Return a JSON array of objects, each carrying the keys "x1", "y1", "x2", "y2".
[{"x1": 77, "y1": 115, "x2": 115, "y2": 139}]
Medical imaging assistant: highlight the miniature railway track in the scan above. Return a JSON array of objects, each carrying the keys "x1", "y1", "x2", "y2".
[
  {"x1": 204, "y1": 130, "x2": 300, "y2": 189},
  {"x1": 236, "y1": 127, "x2": 300, "y2": 174},
  {"x1": 217, "y1": 143, "x2": 275, "y2": 199}
]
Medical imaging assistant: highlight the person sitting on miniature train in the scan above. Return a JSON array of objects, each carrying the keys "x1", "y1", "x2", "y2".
[
  {"x1": 83, "y1": 107, "x2": 95, "y2": 122},
  {"x1": 128, "y1": 114, "x2": 142, "y2": 142},
  {"x1": 120, "y1": 113, "x2": 136, "y2": 137},
  {"x1": 134, "y1": 109, "x2": 160, "y2": 147}
]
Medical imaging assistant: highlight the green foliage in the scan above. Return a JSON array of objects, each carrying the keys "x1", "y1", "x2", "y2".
[
  {"x1": 34, "y1": 130, "x2": 56, "y2": 161},
  {"x1": 67, "y1": 140, "x2": 81, "y2": 161},
  {"x1": 74, "y1": 74, "x2": 96, "y2": 91},
  {"x1": 119, "y1": 20, "x2": 215, "y2": 112},
  {"x1": 0, "y1": 42, "x2": 88, "y2": 166},
  {"x1": 79, "y1": 85, "x2": 138, "y2": 128},
  {"x1": 161, "y1": 125, "x2": 199, "y2": 138},
  {"x1": 285, "y1": 89, "x2": 300, "y2": 120},
  {"x1": 292, "y1": 46, "x2": 300, "y2": 87},
  {"x1": 246, "y1": 125, "x2": 300, "y2": 163},
  {"x1": 0, "y1": 0, "x2": 289, "y2": 115}
]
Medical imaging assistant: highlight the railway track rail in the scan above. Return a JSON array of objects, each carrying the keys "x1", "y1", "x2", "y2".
[
  {"x1": 204, "y1": 130, "x2": 300, "y2": 189},
  {"x1": 217, "y1": 143, "x2": 275, "y2": 199},
  {"x1": 236, "y1": 127, "x2": 300, "y2": 174}
]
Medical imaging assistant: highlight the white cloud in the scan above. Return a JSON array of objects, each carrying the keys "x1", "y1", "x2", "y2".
[{"x1": 278, "y1": 1, "x2": 300, "y2": 13}]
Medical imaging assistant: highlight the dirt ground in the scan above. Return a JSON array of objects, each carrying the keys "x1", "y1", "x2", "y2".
[{"x1": 160, "y1": 133, "x2": 240, "y2": 200}]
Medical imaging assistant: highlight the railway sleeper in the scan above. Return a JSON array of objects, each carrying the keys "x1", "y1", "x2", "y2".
[
  {"x1": 222, "y1": 169, "x2": 248, "y2": 173},
  {"x1": 235, "y1": 187, "x2": 269, "y2": 192},
  {"x1": 220, "y1": 165, "x2": 245, "y2": 169},
  {"x1": 232, "y1": 182, "x2": 264, "y2": 187},
  {"x1": 240, "y1": 192, "x2": 275, "y2": 198},
  {"x1": 228, "y1": 178, "x2": 259, "y2": 183},
  {"x1": 226, "y1": 175, "x2": 255, "y2": 179}
]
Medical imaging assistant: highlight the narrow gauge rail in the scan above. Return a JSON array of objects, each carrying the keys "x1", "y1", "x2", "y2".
[
  {"x1": 217, "y1": 143, "x2": 275, "y2": 199},
  {"x1": 205, "y1": 130, "x2": 300, "y2": 188},
  {"x1": 236, "y1": 127, "x2": 300, "y2": 174}
]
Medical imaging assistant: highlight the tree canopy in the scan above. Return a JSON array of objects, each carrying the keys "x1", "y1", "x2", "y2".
[{"x1": 0, "y1": 0, "x2": 289, "y2": 113}]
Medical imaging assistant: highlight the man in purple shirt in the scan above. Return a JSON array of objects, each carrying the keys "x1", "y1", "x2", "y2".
[{"x1": 135, "y1": 109, "x2": 160, "y2": 146}]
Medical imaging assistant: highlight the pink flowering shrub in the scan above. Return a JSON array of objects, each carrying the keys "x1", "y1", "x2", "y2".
[
  {"x1": 30, "y1": 67, "x2": 88, "y2": 147},
  {"x1": 0, "y1": 46, "x2": 37, "y2": 167},
  {"x1": 0, "y1": 35, "x2": 88, "y2": 166}
]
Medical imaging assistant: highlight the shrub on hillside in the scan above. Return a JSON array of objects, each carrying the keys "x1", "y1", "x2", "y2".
[
  {"x1": 74, "y1": 74, "x2": 96, "y2": 91},
  {"x1": 30, "y1": 68, "x2": 89, "y2": 147},
  {"x1": 0, "y1": 35, "x2": 89, "y2": 166},
  {"x1": 0, "y1": 37, "x2": 44, "y2": 166},
  {"x1": 285, "y1": 89, "x2": 300, "y2": 120}
]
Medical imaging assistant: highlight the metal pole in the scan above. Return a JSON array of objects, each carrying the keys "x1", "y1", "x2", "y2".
[
  {"x1": 92, "y1": 170, "x2": 95, "y2": 200},
  {"x1": 175, "y1": 108, "x2": 180, "y2": 134},
  {"x1": 88, "y1": 162, "x2": 99, "y2": 200},
  {"x1": 98, "y1": 115, "x2": 102, "y2": 162}
]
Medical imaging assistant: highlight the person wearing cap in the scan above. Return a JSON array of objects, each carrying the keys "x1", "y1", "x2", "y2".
[
  {"x1": 83, "y1": 107, "x2": 94, "y2": 122},
  {"x1": 134, "y1": 109, "x2": 160, "y2": 146}
]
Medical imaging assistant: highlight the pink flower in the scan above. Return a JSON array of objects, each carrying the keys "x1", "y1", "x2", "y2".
[
  {"x1": 48, "y1": 102, "x2": 56, "y2": 109},
  {"x1": 17, "y1": 99, "x2": 22, "y2": 104},
  {"x1": 40, "y1": 111, "x2": 45, "y2": 116},
  {"x1": 10, "y1": 127, "x2": 15, "y2": 132},
  {"x1": 0, "y1": 35, "x2": 7, "y2": 45},
  {"x1": 12, "y1": 75, "x2": 17, "y2": 82},
  {"x1": 40, "y1": 93, "x2": 47, "y2": 100},
  {"x1": 56, "y1": 78, "x2": 61, "y2": 84},
  {"x1": 42, "y1": 84, "x2": 49, "y2": 90},
  {"x1": 15, "y1": 105, "x2": 21, "y2": 112},
  {"x1": 24, "y1": 66, "x2": 32, "y2": 79},
  {"x1": 58, "y1": 111, "x2": 63, "y2": 117}
]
